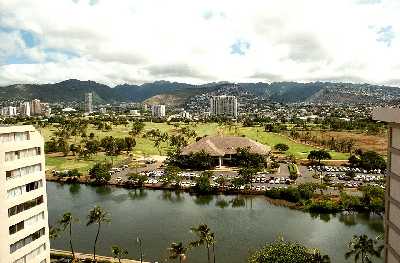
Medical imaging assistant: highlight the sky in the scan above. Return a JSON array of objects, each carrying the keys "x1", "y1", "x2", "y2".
[{"x1": 0, "y1": 0, "x2": 399, "y2": 87}]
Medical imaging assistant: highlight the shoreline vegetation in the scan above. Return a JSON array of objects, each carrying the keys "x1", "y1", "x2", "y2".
[{"x1": 46, "y1": 176, "x2": 384, "y2": 216}]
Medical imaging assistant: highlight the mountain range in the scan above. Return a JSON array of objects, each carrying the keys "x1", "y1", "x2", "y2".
[{"x1": 0, "y1": 79, "x2": 399, "y2": 106}]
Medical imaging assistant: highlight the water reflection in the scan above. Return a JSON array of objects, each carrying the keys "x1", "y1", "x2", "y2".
[
  {"x1": 310, "y1": 213, "x2": 334, "y2": 222},
  {"x1": 69, "y1": 184, "x2": 81, "y2": 194},
  {"x1": 230, "y1": 197, "x2": 246, "y2": 208},
  {"x1": 128, "y1": 189, "x2": 148, "y2": 200},
  {"x1": 194, "y1": 195, "x2": 214, "y2": 206},
  {"x1": 95, "y1": 185, "x2": 112, "y2": 195},
  {"x1": 338, "y1": 213, "x2": 384, "y2": 233},
  {"x1": 160, "y1": 190, "x2": 185, "y2": 203},
  {"x1": 215, "y1": 199, "x2": 229, "y2": 209}
]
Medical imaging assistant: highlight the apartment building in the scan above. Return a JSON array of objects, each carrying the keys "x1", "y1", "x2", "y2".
[
  {"x1": 210, "y1": 95, "x2": 238, "y2": 119},
  {"x1": 373, "y1": 108, "x2": 400, "y2": 263},
  {"x1": 85, "y1": 92, "x2": 93, "y2": 113},
  {"x1": 0, "y1": 125, "x2": 50, "y2": 263},
  {"x1": 151, "y1": 104, "x2": 166, "y2": 118},
  {"x1": 1, "y1": 106, "x2": 17, "y2": 117},
  {"x1": 30, "y1": 100, "x2": 41, "y2": 116}
]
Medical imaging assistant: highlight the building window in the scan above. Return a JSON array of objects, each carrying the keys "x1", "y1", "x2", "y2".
[
  {"x1": 8, "y1": 196, "x2": 44, "y2": 217},
  {"x1": 0, "y1": 132, "x2": 30, "y2": 143},
  {"x1": 12, "y1": 243, "x2": 46, "y2": 262},
  {"x1": 7, "y1": 180, "x2": 43, "y2": 199},
  {"x1": 9, "y1": 212, "x2": 44, "y2": 235},
  {"x1": 6, "y1": 164, "x2": 42, "y2": 180},
  {"x1": 5, "y1": 147, "x2": 41, "y2": 162},
  {"x1": 9, "y1": 221, "x2": 24, "y2": 235},
  {"x1": 10, "y1": 228, "x2": 45, "y2": 254}
]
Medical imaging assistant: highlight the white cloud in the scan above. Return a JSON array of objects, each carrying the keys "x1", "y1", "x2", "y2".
[{"x1": 0, "y1": 0, "x2": 399, "y2": 86}]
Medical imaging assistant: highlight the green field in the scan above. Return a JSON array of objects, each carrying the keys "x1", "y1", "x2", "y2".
[
  {"x1": 40, "y1": 122, "x2": 348, "y2": 162},
  {"x1": 46, "y1": 153, "x2": 126, "y2": 173}
]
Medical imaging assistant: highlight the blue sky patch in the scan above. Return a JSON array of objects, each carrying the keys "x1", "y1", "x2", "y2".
[
  {"x1": 377, "y1": 25, "x2": 395, "y2": 47},
  {"x1": 230, "y1": 39, "x2": 250, "y2": 55}
]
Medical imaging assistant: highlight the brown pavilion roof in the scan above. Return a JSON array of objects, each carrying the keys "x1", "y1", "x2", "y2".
[{"x1": 181, "y1": 135, "x2": 271, "y2": 156}]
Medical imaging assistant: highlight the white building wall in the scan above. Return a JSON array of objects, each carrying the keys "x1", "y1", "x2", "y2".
[
  {"x1": 0, "y1": 126, "x2": 50, "y2": 263},
  {"x1": 373, "y1": 108, "x2": 400, "y2": 263}
]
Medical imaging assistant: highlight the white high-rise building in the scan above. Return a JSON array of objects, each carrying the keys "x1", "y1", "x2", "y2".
[
  {"x1": 373, "y1": 108, "x2": 400, "y2": 263},
  {"x1": 20, "y1": 102, "x2": 31, "y2": 117},
  {"x1": 85, "y1": 93, "x2": 93, "y2": 113},
  {"x1": 1, "y1": 106, "x2": 18, "y2": 117},
  {"x1": 210, "y1": 95, "x2": 238, "y2": 119},
  {"x1": 0, "y1": 125, "x2": 50, "y2": 263},
  {"x1": 151, "y1": 105, "x2": 166, "y2": 118}
]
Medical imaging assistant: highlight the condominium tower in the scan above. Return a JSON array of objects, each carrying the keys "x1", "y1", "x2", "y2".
[
  {"x1": 373, "y1": 108, "x2": 400, "y2": 263},
  {"x1": 151, "y1": 104, "x2": 166, "y2": 118},
  {"x1": 210, "y1": 95, "x2": 238, "y2": 119},
  {"x1": 84, "y1": 92, "x2": 93, "y2": 113},
  {"x1": 0, "y1": 125, "x2": 50, "y2": 263},
  {"x1": 30, "y1": 99, "x2": 41, "y2": 116}
]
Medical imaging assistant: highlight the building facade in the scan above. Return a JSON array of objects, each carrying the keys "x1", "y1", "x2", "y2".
[
  {"x1": 85, "y1": 92, "x2": 93, "y2": 113},
  {"x1": 0, "y1": 125, "x2": 50, "y2": 263},
  {"x1": 30, "y1": 100, "x2": 41, "y2": 116},
  {"x1": 373, "y1": 108, "x2": 400, "y2": 263},
  {"x1": 209, "y1": 95, "x2": 238, "y2": 119},
  {"x1": 20, "y1": 102, "x2": 31, "y2": 117},
  {"x1": 1, "y1": 106, "x2": 17, "y2": 117},
  {"x1": 151, "y1": 104, "x2": 166, "y2": 118}
]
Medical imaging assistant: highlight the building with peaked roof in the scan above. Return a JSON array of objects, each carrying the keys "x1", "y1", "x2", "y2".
[{"x1": 181, "y1": 135, "x2": 270, "y2": 167}]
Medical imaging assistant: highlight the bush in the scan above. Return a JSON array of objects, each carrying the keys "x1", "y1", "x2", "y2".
[{"x1": 248, "y1": 238, "x2": 330, "y2": 263}]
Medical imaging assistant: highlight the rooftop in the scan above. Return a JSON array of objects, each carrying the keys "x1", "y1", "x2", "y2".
[{"x1": 181, "y1": 135, "x2": 270, "y2": 156}]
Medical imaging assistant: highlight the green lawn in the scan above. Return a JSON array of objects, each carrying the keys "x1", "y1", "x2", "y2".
[
  {"x1": 40, "y1": 122, "x2": 349, "y2": 164},
  {"x1": 46, "y1": 153, "x2": 126, "y2": 173}
]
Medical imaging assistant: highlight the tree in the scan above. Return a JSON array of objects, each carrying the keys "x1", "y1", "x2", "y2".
[
  {"x1": 248, "y1": 238, "x2": 330, "y2": 263},
  {"x1": 345, "y1": 234, "x2": 383, "y2": 263},
  {"x1": 89, "y1": 162, "x2": 112, "y2": 184},
  {"x1": 127, "y1": 173, "x2": 147, "y2": 187},
  {"x1": 111, "y1": 245, "x2": 128, "y2": 263},
  {"x1": 194, "y1": 171, "x2": 213, "y2": 194},
  {"x1": 130, "y1": 120, "x2": 145, "y2": 137},
  {"x1": 163, "y1": 165, "x2": 182, "y2": 187},
  {"x1": 238, "y1": 167, "x2": 258, "y2": 188},
  {"x1": 87, "y1": 206, "x2": 111, "y2": 261},
  {"x1": 307, "y1": 150, "x2": 332, "y2": 165},
  {"x1": 190, "y1": 224, "x2": 216, "y2": 263},
  {"x1": 274, "y1": 143, "x2": 289, "y2": 152},
  {"x1": 57, "y1": 212, "x2": 79, "y2": 259},
  {"x1": 168, "y1": 242, "x2": 187, "y2": 263}
]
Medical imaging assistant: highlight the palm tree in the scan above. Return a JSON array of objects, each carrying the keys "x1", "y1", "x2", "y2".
[
  {"x1": 111, "y1": 245, "x2": 128, "y2": 263},
  {"x1": 189, "y1": 224, "x2": 216, "y2": 263},
  {"x1": 58, "y1": 212, "x2": 79, "y2": 259},
  {"x1": 87, "y1": 206, "x2": 111, "y2": 261},
  {"x1": 345, "y1": 234, "x2": 382, "y2": 263},
  {"x1": 168, "y1": 242, "x2": 187, "y2": 263}
]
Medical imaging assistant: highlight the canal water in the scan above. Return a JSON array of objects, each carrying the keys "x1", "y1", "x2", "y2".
[{"x1": 47, "y1": 182, "x2": 384, "y2": 263}]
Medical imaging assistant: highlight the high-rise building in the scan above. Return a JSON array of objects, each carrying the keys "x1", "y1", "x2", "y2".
[
  {"x1": 20, "y1": 102, "x2": 31, "y2": 117},
  {"x1": 40, "y1": 103, "x2": 51, "y2": 117},
  {"x1": 85, "y1": 92, "x2": 93, "y2": 113},
  {"x1": 1, "y1": 106, "x2": 18, "y2": 117},
  {"x1": 151, "y1": 105, "x2": 166, "y2": 118},
  {"x1": 0, "y1": 125, "x2": 50, "y2": 263},
  {"x1": 210, "y1": 95, "x2": 238, "y2": 119},
  {"x1": 373, "y1": 108, "x2": 400, "y2": 263},
  {"x1": 30, "y1": 99, "x2": 42, "y2": 116}
]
